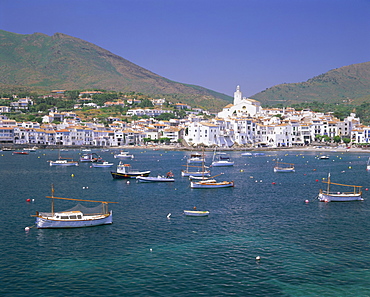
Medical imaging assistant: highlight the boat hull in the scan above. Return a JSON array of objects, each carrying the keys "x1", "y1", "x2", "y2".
[
  {"x1": 136, "y1": 176, "x2": 174, "y2": 182},
  {"x1": 211, "y1": 161, "x2": 234, "y2": 167},
  {"x1": 92, "y1": 162, "x2": 114, "y2": 168},
  {"x1": 184, "y1": 210, "x2": 209, "y2": 217},
  {"x1": 111, "y1": 171, "x2": 151, "y2": 179},
  {"x1": 318, "y1": 193, "x2": 363, "y2": 202},
  {"x1": 274, "y1": 167, "x2": 295, "y2": 173},
  {"x1": 190, "y1": 181, "x2": 234, "y2": 188},
  {"x1": 50, "y1": 161, "x2": 79, "y2": 166},
  {"x1": 35, "y1": 211, "x2": 113, "y2": 229},
  {"x1": 181, "y1": 171, "x2": 210, "y2": 177}
]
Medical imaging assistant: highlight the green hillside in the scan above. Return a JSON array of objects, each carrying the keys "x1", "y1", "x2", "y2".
[
  {"x1": 0, "y1": 30, "x2": 231, "y2": 111},
  {"x1": 252, "y1": 62, "x2": 370, "y2": 106}
]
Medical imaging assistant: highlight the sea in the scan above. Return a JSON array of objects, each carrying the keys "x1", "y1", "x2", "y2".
[{"x1": 1, "y1": 148, "x2": 370, "y2": 297}]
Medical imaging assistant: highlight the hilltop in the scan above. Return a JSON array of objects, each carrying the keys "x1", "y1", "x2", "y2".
[
  {"x1": 252, "y1": 62, "x2": 370, "y2": 106},
  {"x1": 0, "y1": 30, "x2": 231, "y2": 111}
]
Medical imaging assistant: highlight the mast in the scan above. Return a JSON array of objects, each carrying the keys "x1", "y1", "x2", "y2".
[
  {"x1": 51, "y1": 184, "x2": 55, "y2": 215},
  {"x1": 326, "y1": 173, "x2": 331, "y2": 194}
]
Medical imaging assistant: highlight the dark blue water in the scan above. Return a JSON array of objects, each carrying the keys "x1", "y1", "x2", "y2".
[{"x1": 1, "y1": 149, "x2": 370, "y2": 296}]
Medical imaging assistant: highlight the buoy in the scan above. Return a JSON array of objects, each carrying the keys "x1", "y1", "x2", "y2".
[
  {"x1": 240, "y1": 169, "x2": 244, "y2": 172},
  {"x1": 126, "y1": 181, "x2": 130, "y2": 184},
  {"x1": 26, "y1": 198, "x2": 31, "y2": 202},
  {"x1": 315, "y1": 179, "x2": 319, "y2": 182},
  {"x1": 71, "y1": 174, "x2": 74, "y2": 177},
  {"x1": 167, "y1": 213, "x2": 171, "y2": 219},
  {"x1": 349, "y1": 166, "x2": 352, "y2": 169},
  {"x1": 25, "y1": 227, "x2": 30, "y2": 231},
  {"x1": 272, "y1": 182, "x2": 276, "y2": 185},
  {"x1": 366, "y1": 188, "x2": 368, "y2": 191},
  {"x1": 255, "y1": 256, "x2": 261, "y2": 261},
  {"x1": 305, "y1": 200, "x2": 309, "y2": 203},
  {"x1": 150, "y1": 248, "x2": 152, "y2": 252}
]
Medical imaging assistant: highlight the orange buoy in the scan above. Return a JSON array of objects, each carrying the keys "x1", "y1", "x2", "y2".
[{"x1": 26, "y1": 198, "x2": 31, "y2": 202}]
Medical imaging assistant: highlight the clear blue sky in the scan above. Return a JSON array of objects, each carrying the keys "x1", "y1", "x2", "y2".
[{"x1": 1, "y1": 0, "x2": 369, "y2": 97}]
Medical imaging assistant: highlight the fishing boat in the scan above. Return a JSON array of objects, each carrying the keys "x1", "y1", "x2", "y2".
[
  {"x1": 114, "y1": 151, "x2": 134, "y2": 159},
  {"x1": 317, "y1": 173, "x2": 363, "y2": 202},
  {"x1": 91, "y1": 161, "x2": 114, "y2": 168},
  {"x1": 50, "y1": 159, "x2": 79, "y2": 166},
  {"x1": 184, "y1": 210, "x2": 209, "y2": 217},
  {"x1": 32, "y1": 185, "x2": 117, "y2": 229},
  {"x1": 367, "y1": 157, "x2": 370, "y2": 171},
  {"x1": 190, "y1": 179, "x2": 234, "y2": 189},
  {"x1": 187, "y1": 153, "x2": 205, "y2": 164},
  {"x1": 79, "y1": 153, "x2": 102, "y2": 162},
  {"x1": 111, "y1": 162, "x2": 150, "y2": 179},
  {"x1": 211, "y1": 149, "x2": 234, "y2": 167},
  {"x1": 274, "y1": 161, "x2": 295, "y2": 173}
]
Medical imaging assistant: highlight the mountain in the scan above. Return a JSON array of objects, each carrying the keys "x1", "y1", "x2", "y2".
[
  {"x1": 251, "y1": 62, "x2": 370, "y2": 106},
  {"x1": 0, "y1": 30, "x2": 232, "y2": 110}
]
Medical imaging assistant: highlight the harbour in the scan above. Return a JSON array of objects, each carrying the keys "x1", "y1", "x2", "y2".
[{"x1": 1, "y1": 148, "x2": 370, "y2": 296}]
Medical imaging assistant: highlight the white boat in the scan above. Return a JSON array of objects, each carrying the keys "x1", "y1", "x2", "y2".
[
  {"x1": 184, "y1": 210, "x2": 209, "y2": 217},
  {"x1": 190, "y1": 179, "x2": 234, "y2": 189},
  {"x1": 211, "y1": 149, "x2": 234, "y2": 167},
  {"x1": 181, "y1": 165, "x2": 211, "y2": 177},
  {"x1": 319, "y1": 155, "x2": 329, "y2": 159},
  {"x1": 23, "y1": 146, "x2": 38, "y2": 152},
  {"x1": 317, "y1": 173, "x2": 363, "y2": 202},
  {"x1": 367, "y1": 157, "x2": 370, "y2": 171},
  {"x1": 80, "y1": 153, "x2": 102, "y2": 162},
  {"x1": 274, "y1": 161, "x2": 295, "y2": 173},
  {"x1": 50, "y1": 159, "x2": 79, "y2": 166},
  {"x1": 92, "y1": 161, "x2": 114, "y2": 168},
  {"x1": 187, "y1": 153, "x2": 205, "y2": 164},
  {"x1": 111, "y1": 162, "x2": 150, "y2": 179},
  {"x1": 136, "y1": 175, "x2": 175, "y2": 182},
  {"x1": 241, "y1": 152, "x2": 252, "y2": 156},
  {"x1": 32, "y1": 185, "x2": 118, "y2": 229},
  {"x1": 114, "y1": 151, "x2": 134, "y2": 159}
]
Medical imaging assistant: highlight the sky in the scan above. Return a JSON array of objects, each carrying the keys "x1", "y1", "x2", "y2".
[{"x1": 1, "y1": 0, "x2": 369, "y2": 97}]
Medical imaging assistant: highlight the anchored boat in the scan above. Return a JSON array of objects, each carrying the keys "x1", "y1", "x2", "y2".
[
  {"x1": 111, "y1": 162, "x2": 150, "y2": 179},
  {"x1": 32, "y1": 185, "x2": 118, "y2": 229}
]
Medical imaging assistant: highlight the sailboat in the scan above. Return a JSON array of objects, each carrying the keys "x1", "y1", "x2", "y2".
[
  {"x1": 273, "y1": 159, "x2": 295, "y2": 172},
  {"x1": 367, "y1": 157, "x2": 370, "y2": 171},
  {"x1": 181, "y1": 149, "x2": 210, "y2": 177},
  {"x1": 50, "y1": 150, "x2": 78, "y2": 166},
  {"x1": 317, "y1": 173, "x2": 363, "y2": 202},
  {"x1": 32, "y1": 185, "x2": 118, "y2": 228}
]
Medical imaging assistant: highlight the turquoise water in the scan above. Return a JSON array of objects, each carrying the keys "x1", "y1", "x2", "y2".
[{"x1": 1, "y1": 149, "x2": 370, "y2": 296}]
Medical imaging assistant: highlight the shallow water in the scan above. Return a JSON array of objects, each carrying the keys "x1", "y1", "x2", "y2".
[{"x1": 1, "y1": 149, "x2": 370, "y2": 296}]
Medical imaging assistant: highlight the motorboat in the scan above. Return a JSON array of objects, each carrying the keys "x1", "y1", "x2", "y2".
[
  {"x1": 114, "y1": 151, "x2": 134, "y2": 159},
  {"x1": 79, "y1": 153, "x2": 102, "y2": 162},
  {"x1": 274, "y1": 161, "x2": 295, "y2": 173},
  {"x1": 187, "y1": 153, "x2": 205, "y2": 164},
  {"x1": 50, "y1": 159, "x2": 79, "y2": 166},
  {"x1": 190, "y1": 179, "x2": 234, "y2": 189},
  {"x1": 136, "y1": 175, "x2": 175, "y2": 182},
  {"x1": 211, "y1": 149, "x2": 234, "y2": 167},
  {"x1": 111, "y1": 162, "x2": 150, "y2": 179},
  {"x1": 92, "y1": 161, "x2": 114, "y2": 168}
]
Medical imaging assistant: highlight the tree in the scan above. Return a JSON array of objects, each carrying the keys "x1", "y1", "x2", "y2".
[
  {"x1": 342, "y1": 137, "x2": 351, "y2": 144},
  {"x1": 333, "y1": 135, "x2": 341, "y2": 143}
]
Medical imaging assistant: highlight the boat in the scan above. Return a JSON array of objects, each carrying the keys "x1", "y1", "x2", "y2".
[
  {"x1": 50, "y1": 150, "x2": 79, "y2": 166},
  {"x1": 91, "y1": 161, "x2": 114, "y2": 168},
  {"x1": 12, "y1": 151, "x2": 29, "y2": 155},
  {"x1": 181, "y1": 164, "x2": 211, "y2": 177},
  {"x1": 23, "y1": 146, "x2": 38, "y2": 152},
  {"x1": 274, "y1": 161, "x2": 295, "y2": 173},
  {"x1": 114, "y1": 151, "x2": 134, "y2": 159},
  {"x1": 367, "y1": 157, "x2": 370, "y2": 171},
  {"x1": 187, "y1": 153, "x2": 205, "y2": 164},
  {"x1": 50, "y1": 159, "x2": 79, "y2": 166},
  {"x1": 319, "y1": 155, "x2": 329, "y2": 159},
  {"x1": 211, "y1": 150, "x2": 234, "y2": 167},
  {"x1": 184, "y1": 210, "x2": 209, "y2": 217},
  {"x1": 32, "y1": 185, "x2": 117, "y2": 229},
  {"x1": 190, "y1": 179, "x2": 234, "y2": 189},
  {"x1": 317, "y1": 173, "x2": 363, "y2": 202},
  {"x1": 111, "y1": 162, "x2": 151, "y2": 179},
  {"x1": 136, "y1": 175, "x2": 175, "y2": 182},
  {"x1": 79, "y1": 153, "x2": 102, "y2": 162},
  {"x1": 241, "y1": 152, "x2": 252, "y2": 156}
]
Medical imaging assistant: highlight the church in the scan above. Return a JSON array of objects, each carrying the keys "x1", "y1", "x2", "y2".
[{"x1": 217, "y1": 86, "x2": 261, "y2": 119}]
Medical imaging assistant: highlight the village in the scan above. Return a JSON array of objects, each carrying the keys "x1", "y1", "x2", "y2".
[{"x1": 1, "y1": 86, "x2": 370, "y2": 149}]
